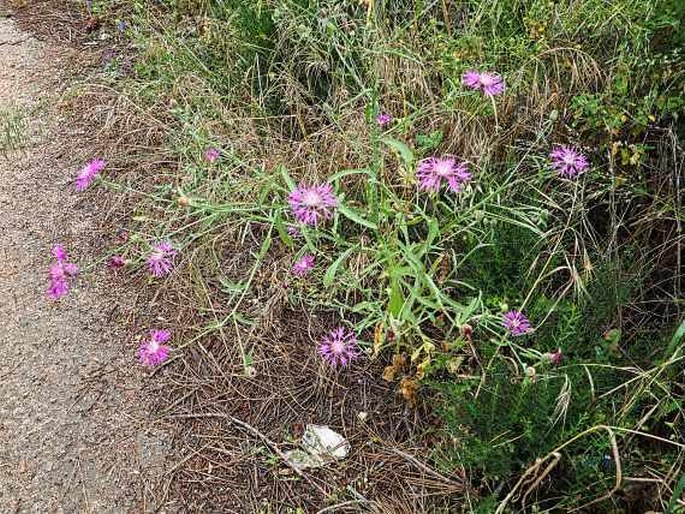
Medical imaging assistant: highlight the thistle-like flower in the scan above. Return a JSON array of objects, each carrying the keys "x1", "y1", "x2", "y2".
[
  {"x1": 376, "y1": 112, "x2": 392, "y2": 126},
  {"x1": 47, "y1": 244, "x2": 78, "y2": 300},
  {"x1": 549, "y1": 145, "x2": 589, "y2": 179},
  {"x1": 462, "y1": 70, "x2": 506, "y2": 96},
  {"x1": 204, "y1": 147, "x2": 220, "y2": 163},
  {"x1": 146, "y1": 241, "x2": 177, "y2": 277},
  {"x1": 74, "y1": 158, "x2": 107, "y2": 191},
  {"x1": 288, "y1": 183, "x2": 338, "y2": 226},
  {"x1": 546, "y1": 348, "x2": 563, "y2": 365},
  {"x1": 503, "y1": 310, "x2": 532, "y2": 337},
  {"x1": 138, "y1": 329, "x2": 171, "y2": 367},
  {"x1": 416, "y1": 156, "x2": 472, "y2": 193},
  {"x1": 292, "y1": 254, "x2": 314, "y2": 276},
  {"x1": 318, "y1": 327, "x2": 361, "y2": 368},
  {"x1": 108, "y1": 255, "x2": 126, "y2": 269}
]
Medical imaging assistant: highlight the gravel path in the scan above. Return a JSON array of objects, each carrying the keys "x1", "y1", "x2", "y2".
[{"x1": 0, "y1": 14, "x2": 167, "y2": 513}]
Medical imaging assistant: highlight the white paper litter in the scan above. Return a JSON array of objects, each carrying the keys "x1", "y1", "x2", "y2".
[{"x1": 284, "y1": 424, "x2": 350, "y2": 471}]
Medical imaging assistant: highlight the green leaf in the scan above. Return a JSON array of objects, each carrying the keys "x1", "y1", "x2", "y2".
[
  {"x1": 324, "y1": 246, "x2": 358, "y2": 287},
  {"x1": 388, "y1": 275, "x2": 405, "y2": 317},
  {"x1": 381, "y1": 136, "x2": 414, "y2": 166},
  {"x1": 273, "y1": 212, "x2": 293, "y2": 248},
  {"x1": 664, "y1": 318, "x2": 685, "y2": 359},
  {"x1": 338, "y1": 204, "x2": 378, "y2": 230},
  {"x1": 278, "y1": 164, "x2": 296, "y2": 190}
]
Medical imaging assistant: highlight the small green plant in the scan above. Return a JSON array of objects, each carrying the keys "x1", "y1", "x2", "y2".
[{"x1": 0, "y1": 105, "x2": 28, "y2": 155}]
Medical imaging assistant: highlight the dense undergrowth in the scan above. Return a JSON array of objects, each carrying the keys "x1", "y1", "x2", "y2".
[{"x1": 62, "y1": 0, "x2": 685, "y2": 510}]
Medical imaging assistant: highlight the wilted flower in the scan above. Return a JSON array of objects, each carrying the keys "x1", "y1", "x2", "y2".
[
  {"x1": 292, "y1": 254, "x2": 314, "y2": 276},
  {"x1": 108, "y1": 255, "x2": 126, "y2": 269},
  {"x1": 318, "y1": 327, "x2": 361, "y2": 368},
  {"x1": 376, "y1": 112, "x2": 392, "y2": 126},
  {"x1": 288, "y1": 183, "x2": 338, "y2": 226},
  {"x1": 138, "y1": 329, "x2": 171, "y2": 367},
  {"x1": 146, "y1": 241, "x2": 177, "y2": 277},
  {"x1": 462, "y1": 70, "x2": 506, "y2": 96},
  {"x1": 416, "y1": 156, "x2": 472, "y2": 193},
  {"x1": 549, "y1": 145, "x2": 589, "y2": 179},
  {"x1": 75, "y1": 158, "x2": 107, "y2": 191},
  {"x1": 503, "y1": 310, "x2": 532, "y2": 336},
  {"x1": 287, "y1": 225, "x2": 302, "y2": 238},
  {"x1": 47, "y1": 244, "x2": 78, "y2": 300},
  {"x1": 204, "y1": 147, "x2": 220, "y2": 163},
  {"x1": 547, "y1": 348, "x2": 563, "y2": 365}
]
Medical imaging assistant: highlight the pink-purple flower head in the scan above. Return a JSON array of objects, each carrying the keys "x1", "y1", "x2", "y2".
[
  {"x1": 108, "y1": 255, "x2": 126, "y2": 269},
  {"x1": 547, "y1": 348, "x2": 563, "y2": 365},
  {"x1": 376, "y1": 112, "x2": 392, "y2": 127},
  {"x1": 318, "y1": 327, "x2": 361, "y2": 368},
  {"x1": 462, "y1": 70, "x2": 506, "y2": 97},
  {"x1": 139, "y1": 329, "x2": 171, "y2": 367},
  {"x1": 147, "y1": 241, "x2": 177, "y2": 277},
  {"x1": 288, "y1": 183, "x2": 338, "y2": 226},
  {"x1": 47, "y1": 244, "x2": 78, "y2": 300},
  {"x1": 292, "y1": 254, "x2": 314, "y2": 276},
  {"x1": 549, "y1": 145, "x2": 589, "y2": 179},
  {"x1": 204, "y1": 147, "x2": 221, "y2": 163},
  {"x1": 503, "y1": 310, "x2": 532, "y2": 337},
  {"x1": 74, "y1": 158, "x2": 107, "y2": 192},
  {"x1": 416, "y1": 156, "x2": 472, "y2": 193}
]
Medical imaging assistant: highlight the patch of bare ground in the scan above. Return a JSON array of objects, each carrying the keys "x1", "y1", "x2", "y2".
[{"x1": 0, "y1": 5, "x2": 175, "y2": 513}]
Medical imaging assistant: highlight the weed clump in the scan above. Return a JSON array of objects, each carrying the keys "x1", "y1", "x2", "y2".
[{"x1": 70, "y1": 0, "x2": 684, "y2": 510}]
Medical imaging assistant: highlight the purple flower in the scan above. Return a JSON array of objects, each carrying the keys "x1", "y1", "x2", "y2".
[
  {"x1": 376, "y1": 112, "x2": 392, "y2": 126},
  {"x1": 292, "y1": 254, "x2": 314, "y2": 276},
  {"x1": 462, "y1": 70, "x2": 506, "y2": 96},
  {"x1": 146, "y1": 241, "x2": 177, "y2": 277},
  {"x1": 549, "y1": 145, "x2": 589, "y2": 179},
  {"x1": 416, "y1": 156, "x2": 472, "y2": 193},
  {"x1": 52, "y1": 244, "x2": 68, "y2": 262},
  {"x1": 117, "y1": 20, "x2": 127, "y2": 33},
  {"x1": 318, "y1": 327, "x2": 361, "y2": 368},
  {"x1": 75, "y1": 158, "x2": 107, "y2": 191},
  {"x1": 47, "y1": 244, "x2": 78, "y2": 300},
  {"x1": 288, "y1": 183, "x2": 338, "y2": 226},
  {"x1": 108, "y1": 255, "x2": 126, "y2": 269},
  {"x1": 503, "y1": 310, "x2": 532, "y2": 337},
  {"x1": 204, "y1": 147, "x2": 220, "y2": 163},
  {"x1": 138, "y1": 329, "x2": 171, "y2": 367}
]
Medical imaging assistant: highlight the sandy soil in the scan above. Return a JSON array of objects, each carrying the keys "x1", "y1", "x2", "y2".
[{"x1": 0, "y1": 13, "x2": 169, "y2": 514}]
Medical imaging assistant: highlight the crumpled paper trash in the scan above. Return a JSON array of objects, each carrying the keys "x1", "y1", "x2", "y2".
[{"x1": 284, "y1": 424, "x2": 350, "y2": 471}]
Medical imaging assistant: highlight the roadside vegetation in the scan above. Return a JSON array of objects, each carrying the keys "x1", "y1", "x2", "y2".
[{"x1": 28, "y1": 0, "x2": 685, "y2": 510}]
